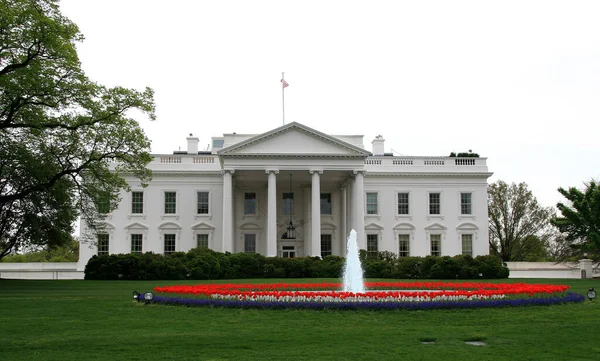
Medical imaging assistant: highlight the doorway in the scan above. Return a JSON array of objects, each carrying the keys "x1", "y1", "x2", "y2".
[{"x1": 281, "y1": 245, "x2": 296, "y2": 258}]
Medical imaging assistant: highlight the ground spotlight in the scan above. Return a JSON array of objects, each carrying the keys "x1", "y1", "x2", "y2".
[
  {"x1": 587, "y1": 288, "x2": 596, "y2": 301},
  {"x1": 143, "y1": 292, "x2": 154, "y2": 304},
  {"x1": 132, "y1": 290, "x2": 153, "y2": 303}
]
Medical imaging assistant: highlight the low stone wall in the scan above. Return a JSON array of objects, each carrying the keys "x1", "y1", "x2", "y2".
[
  {"x1": 0, "y1": 262, "x2": 84, "y2": 280},
  {"x1": 506, "y1": 259, "x2": 598, "y2": 279}
]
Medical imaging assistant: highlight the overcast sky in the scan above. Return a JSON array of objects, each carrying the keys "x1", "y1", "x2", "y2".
[{"x1": 59, "y1": 0, "x2": 600, "y2": 209}]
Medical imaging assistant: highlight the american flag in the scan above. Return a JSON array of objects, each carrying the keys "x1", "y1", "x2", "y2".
[{"x1": 281, "y1": 78, "x2": 289, "y2": 88}]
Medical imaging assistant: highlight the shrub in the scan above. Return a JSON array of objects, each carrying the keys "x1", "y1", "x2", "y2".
[
  {"x1": 475, "y1": 255, "x2": 510, "y2": 279},
  {"x1": 429, "y1": 256, "x2": 461, "y2": 279},
  {"x1": 363, "y1": 260, "x2": 392, "y2": 278},
  {"x1": 394, "y1": 257, "x2": 424, "y2": 279},
  {"x1": 84, "y1": 248, "x2": 510, "y2": 280}
]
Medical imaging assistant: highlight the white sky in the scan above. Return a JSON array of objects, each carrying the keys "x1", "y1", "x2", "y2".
[{"x1": 59, "y1": 0, "x2": 600, "y2": 209}]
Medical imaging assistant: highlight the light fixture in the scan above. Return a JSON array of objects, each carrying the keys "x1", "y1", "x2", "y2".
[
  {"x1": 132, "y1": 290, "x2": 154, "y2": 304},
  {"x1": 285, "y1": 173, "x2": 296, "y2": 239},
  {"x1": 587, "y1": 288, "x2": 596, "y2": 301}
]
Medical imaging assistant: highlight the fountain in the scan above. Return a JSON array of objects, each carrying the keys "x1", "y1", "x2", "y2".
[{"x1": 342, "y1": 229, "x2": 365, "y2": 293}]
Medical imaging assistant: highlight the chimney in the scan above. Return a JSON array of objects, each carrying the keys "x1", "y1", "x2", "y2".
[
  {"x1": 371, "y1": 135, "x2": 385, "y2": 156},
  {"x1": 187, "y1": 133, "x2": 199, "y2": 154}
]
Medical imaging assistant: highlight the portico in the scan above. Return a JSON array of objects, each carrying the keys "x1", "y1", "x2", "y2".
[{"x1": 217, "y1": 122, "x2": 370, "y2": 257}]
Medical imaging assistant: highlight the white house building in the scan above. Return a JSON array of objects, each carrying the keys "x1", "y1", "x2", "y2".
[{"x1": 78, "y1": 122, "x2": 492, "y2": 269}]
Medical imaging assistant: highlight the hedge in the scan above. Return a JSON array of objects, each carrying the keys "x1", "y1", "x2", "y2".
[{"x1": 84, "y1": 248, "x2": 509, "y2": 280}]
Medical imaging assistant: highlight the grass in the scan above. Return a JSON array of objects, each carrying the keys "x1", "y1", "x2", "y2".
[{"x1": 0, "y1": 278, "x2": 599, "y2": 361}]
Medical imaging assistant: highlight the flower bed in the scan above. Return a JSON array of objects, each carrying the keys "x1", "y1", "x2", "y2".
[{"x1": 151, "y1": 281, "x2": 584, "y2": 310}]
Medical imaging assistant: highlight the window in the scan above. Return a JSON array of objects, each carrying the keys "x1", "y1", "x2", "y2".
[
  {"x1": 131, "y1": 234, "x2": 143, "y2": 254},
  {"x1": 97, "y1": 234, "x2": 109, "y2": 256},
  {"x1": 282, "y1": 245, "x2": 296, "y2": 258},
  {"x1": 97, "y1": 196, "x2": 110, "y2": 214},
  {"x1": 197, "y1": 234, "x2": 209, "y2": 248},
  {"x1": 320, "y1": 193, "x2": 332, "y2": 215},
  {"x1": 397, "y1": 193, "x2": 409, "y2": 215},
  {"x1": 212, "y1": 139, "x2": 224, "y2": 148},
  {"x1": 321, "y1": 234, "x2": 332, "y2": 258},
  {"x1": 197, "y1": 192, "x2": 209, "y2": 214},
  {"x1": 164, "y1": 192, "x2": 176, "y2": 214},
  {"x1": 430, "y1": 234, "x2": 441, "y2": 256},
  {"x1": 244, "y1": 234, "x2": 256, "y2": 253},
  {"x1": 398, "y1": 234, "x2": 410, "y2": 258},
  {"x1": 367, "y1": 234, "x2": 378, "y2": 259},
  {"x1": 283, "y1": 192, "x2": 294, "y2": 216},
  {"x1": 462, "y1": 234, "x2": 473, "y2": 256},
  {"x1": 461, "y1": 193, "x2": 472, "y2": 215},
  {"x1": 366, "y1": 192, "x2": 378, "y2": 215},
  {"x1": 429, "y1": 193, "x2": 440, "y2": 215},
  {"x1": 131, "y1": 192, "x2": 143, "y2": 214},
  {"x1": 244, "y1": 193, "x2": 256, "y2": 215},
  {"x1": 164, "y1": 234, "x2": 176, "y2": 255}
]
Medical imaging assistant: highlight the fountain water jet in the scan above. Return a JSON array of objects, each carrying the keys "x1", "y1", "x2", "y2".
[{"x1": 342, "y1": 229, "x2": 365, "y2": 293}]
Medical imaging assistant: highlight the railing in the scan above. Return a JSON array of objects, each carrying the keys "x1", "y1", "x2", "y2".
[
  {"x1": 193, "y1": 157, "x2": 216, "y2": 164},
  {"x1": 454, "y1": 158, "x2": 476, "y2": 165},
  {"x1": 160, "y1": 157, "x2": 182, "y2": 163},
  {"x1": 151, "y1": 154, "x2": 483, "y2": 168},
  {"x1": 364, "y1": 156, "x2": 486, "y2": 168},
  {"x1": 393, "y1": 159, "x2": 413, "y2": 165},
  {"x1": 365, "y1": 159, "x2": 382, "y2": 165},
  {"x1": 423, "y1": 158, "x2": 445, "y2": 165},
  {"x1": 151, "y1": 154, "x2": 220, "y2": 169}
]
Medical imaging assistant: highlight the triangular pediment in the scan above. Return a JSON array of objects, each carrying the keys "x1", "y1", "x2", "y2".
[
  {"x1": 365, "y1": 222, "x2": 384, "y2": 230},
  {"x1": 191, "y1": 221, "x2": 215, "y2": 230},
  {"x1": 424, "y1": 222, "x2": 447, "y2": 231},
  {"x1": 125, "y1": 222, "x2": 148, "y2": 229},
  {"x1": 218, "y1": 122, "x2": 370, "y2": 157}
]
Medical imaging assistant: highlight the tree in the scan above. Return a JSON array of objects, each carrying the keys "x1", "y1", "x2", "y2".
[
  {"x1": 551, "y1": 181, "x2": 600, "y2": 262},
  {"x1": 0, "y1": 0, "x2": 155, "y2": 260},
  {"x1": 1, "y1": 237, "x2": 79, "y2": 262},
  {"x1": 488, "y1": 181, "x2": 554, "y2": 262}
]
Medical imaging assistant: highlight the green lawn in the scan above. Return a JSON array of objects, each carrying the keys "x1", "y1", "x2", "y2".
[{"x1": 0, "y1": 278, "x2": 599, "y2": 361}]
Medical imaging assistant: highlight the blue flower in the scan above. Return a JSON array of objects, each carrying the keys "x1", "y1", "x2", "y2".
[{"x1": 151, "y1": 292, "x2": 585, "y2": 311}]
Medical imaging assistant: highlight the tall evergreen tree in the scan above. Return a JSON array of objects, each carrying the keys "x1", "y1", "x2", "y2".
[{"x1": 551, "y1": 181, "x2": 600, "y2": 262}]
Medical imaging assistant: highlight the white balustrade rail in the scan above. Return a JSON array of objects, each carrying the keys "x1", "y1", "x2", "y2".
[{"x1": 364, "y1": 157, "x2": 486, "y2": 168}]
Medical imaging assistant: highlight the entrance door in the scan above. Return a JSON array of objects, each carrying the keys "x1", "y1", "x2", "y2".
[{"x1": 281, "y1": 245, "x2": 296, "y2": 258}]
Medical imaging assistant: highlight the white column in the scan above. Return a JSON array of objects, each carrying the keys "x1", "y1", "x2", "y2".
[
  {"x1": 222, "y1": 169, "x2": 235, "y2": 253},
  {"x1": 266, "y1": 169, "x2": 279, "y2": 257},
  {"x1": 347, "y1": 177, "x2": 353, "y2": 236},
  {"x1": 353, "y1": 170, "x2": 366, "y2": 250},
  {"x1": 303, "y1": 184, "x2": 311, "y2": 256},
  {"x1": 310, "y1": 169, "x2": 323, "y2": 257},
  {"x1": 340, "y1": 183, "x2": 347, "y2": 257}
]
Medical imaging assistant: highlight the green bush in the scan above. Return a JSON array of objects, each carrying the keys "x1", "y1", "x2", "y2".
[
  {"x1": 393, "y1": 257, "x2": 424, "y2": 278},
  {"x1": 475, "y1": 255, "x2": 510, "y2": 279},
  {"x1": 84, "y1": 248, "x2": 509, "y2": 280},
  {"x1": 363, "y1": 260, "x2": 392, "y2": 278},
  {"x1": 429, "y1": 256, "x2": 461, "y2": 279}
]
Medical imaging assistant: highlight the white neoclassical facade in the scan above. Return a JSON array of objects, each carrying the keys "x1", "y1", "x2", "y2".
[{"x1": 78, "y1": 122, "x2": 492, "y2": 268}]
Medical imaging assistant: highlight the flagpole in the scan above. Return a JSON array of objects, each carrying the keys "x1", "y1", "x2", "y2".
[{"x1": 281, "y1": 72, "x2": 285, "y2": 125}]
